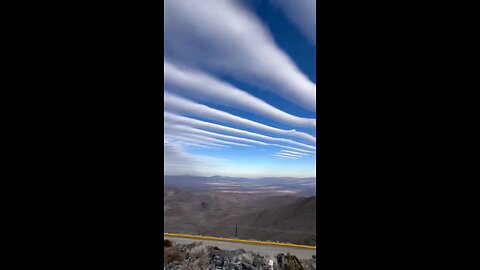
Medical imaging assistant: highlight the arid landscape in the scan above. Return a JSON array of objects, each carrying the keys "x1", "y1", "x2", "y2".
[{"x1": 164, "y1": 175, "x2": 316, "y2": 245}]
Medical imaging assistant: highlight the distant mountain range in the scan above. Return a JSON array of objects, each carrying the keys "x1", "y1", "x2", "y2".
[{"x1": 164, "y1": 175, "x2": 316, "y2": 197}]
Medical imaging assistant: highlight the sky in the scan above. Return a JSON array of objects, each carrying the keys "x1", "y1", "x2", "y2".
[{"x1": 164, "y1": 0, "x2": 316, "y2": 178}]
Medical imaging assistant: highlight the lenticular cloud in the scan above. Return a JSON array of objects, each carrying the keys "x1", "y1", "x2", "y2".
[
  {"x1": 164, "y1": 61, "x2": 316, "y2": 128},
  {"x1": 164, "y1": 92, "x2": 316, "y2": 143},
  {"x1": 164, "y1": 0, "x2": 316, "y2": 111},
  {"x1": 163, "y1": 0, "x2": 317, "y2": 174}
]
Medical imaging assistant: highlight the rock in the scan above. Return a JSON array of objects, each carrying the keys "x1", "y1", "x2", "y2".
[
  {"x1": 164, "y1": 239, "x2": 173, "y2": 247},
  {"x1": 232, "y1": 249, "x2": 247, "y2": 256},
  {"x1": 233, "y1": 262, "x2": 243, "y2": 270},
  {"x1": 165, "y1": 242, "x2": 312, "y2": 270},
  {"x1": 276, "y1": 253, "x2": 304, "y2": 270},
  {"x1": 252, "y1": 253, "x2": 265, "y2": 266},
  {"x1": 242, "y1": 262, "x2": 255, "y2": 270},
  {"x1": 238, "y1": 253, "x2": 253, "y2": 265},
  {"x1": 224, "y1": 261, "x2": 236, "y2": 270}
]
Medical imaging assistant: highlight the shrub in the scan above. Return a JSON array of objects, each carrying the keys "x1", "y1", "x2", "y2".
[
  {"x1": 192, "y1": 251, "x2": 208, "y2": 270},
  {"x1": 164, "y1": 246, "x2": 185, "y2": 263},
  {"x1": 190, "y1": 245, "x2": 207, "y2": 259}
]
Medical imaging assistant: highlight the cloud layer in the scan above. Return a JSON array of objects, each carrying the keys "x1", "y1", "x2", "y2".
[
  {"x1": 164, "y1": 92, "x2": 316, "y2": 143},
  {"x1": 165, "y1": 0, "x2": 316, "y2": 111},
  {"x1": 164, "y1": 62, "x2": 316, "y2": 128},
  {"x1": 164, "y1": 0, "x2": 316, "y2": 177},
  {"x1": 165, "y1": 122, "x2": 316, "y2": 155},
  {"x1": 164, "y1": 112, "x2": 316, "y2": 151}
]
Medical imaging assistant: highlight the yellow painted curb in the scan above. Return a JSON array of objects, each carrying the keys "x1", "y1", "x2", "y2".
[{"x1": 164, "y1": 233, "x2": 316, "y2": 250}]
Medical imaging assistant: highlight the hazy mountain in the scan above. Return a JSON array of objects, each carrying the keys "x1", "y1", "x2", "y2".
[{"x1": 164, "y1": 175, "x2": 316, "y2": 196}]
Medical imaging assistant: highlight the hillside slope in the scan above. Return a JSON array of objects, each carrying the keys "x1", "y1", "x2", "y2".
[
  {"x1": 212, "y1": 196, "x2": 316, "y2": 245},
  {"x1": 164, "y1": 187, "x2": 316, "y2": 245}
]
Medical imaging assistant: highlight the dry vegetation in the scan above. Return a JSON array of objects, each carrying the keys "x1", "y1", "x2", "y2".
[{"x1": 163, "y1": 240, "x2": 316, "y2": 270}]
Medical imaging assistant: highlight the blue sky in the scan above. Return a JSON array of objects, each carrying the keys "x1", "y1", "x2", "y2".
[{"x1": 164, "y1": 0, "x2": 316, "y2": 178}]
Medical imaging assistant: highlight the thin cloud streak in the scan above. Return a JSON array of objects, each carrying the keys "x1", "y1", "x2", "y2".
[
  {"x1": 168, "y1": 141, "x2": 222, "y2": 150},
  {"x1": 166, "y1": 123, "x2": 317, "y2": 154},
  {"x1": 164, "y1": 92, "x2": 316, "y2": 143},
  {"x1": 275, "y1": 152, "x2": 304, "y2": 158},
  {"x1": 165, "y1": 124, "x2": 270, "y2": 146},
  {"x1": 178, "y1": 133, "x2": 252, "y2": 148},
  {"x1": 164, "y1": 112, "x2": 316, "y2": 151},
  {"x1": 165, "y1": 127, "x2": 252, "y2": 148},
  {"x1": 272, "y1": 154, "x2": 300, "y2": 160},
  {"x1": 270, "y1": 144, "x2": 316, "y2": 154},
  {"x1": 279, "y1": 150, "x2": 309, "y2": 156},
  {"x1": 165, "y1": 134, "x2": 228, "y2": 149}
]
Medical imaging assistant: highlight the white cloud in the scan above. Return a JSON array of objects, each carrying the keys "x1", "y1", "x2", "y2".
[
  {"x1": 164, "y1": 134, "x2": 228, "y2": 149},
  {"x1": 164, "y1": 141, "x2": 229, "y2": 175},
  {"x1": 164, "y1": 112, "x2": 316, "y2": 151},
  {"x1": 270, "y1": 144, "x2": 316, "y2": 154},
  {"x1": 275, "y1": 152, "x2": 304, "y2": 158},
  {"x1": 165, "y1": 126, "x2": 252, "y2": 148},
  {"x1": 169, "y1": 141, "x2": 221, "y2": 149},
  {"x1": 279, "y1": 150, "x2": 309, "y2": 156},
  {"x1": 164, "y1": 0, "x2": 316, "y2": 111},
  {"x1": 166, "y1": 122, "x2": 317, "y2": 154},
  {"x1": 165, "y1": 123, "x2": 270, "y2": 146},
  {"x1": 164, "y1": 92, "x2": 316, "y2": 143},
  {"x1": 271, "y1": 0, "x2": 316, "y2": 45},
  {"x1": 164, "y1": 62, "x2": 315, "y2": 128},
  {"x1": 272, "y1": 154, "x2": 301, "y2": 159}
]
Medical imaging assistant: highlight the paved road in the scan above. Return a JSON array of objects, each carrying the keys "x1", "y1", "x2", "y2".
[{"x1": 165, "y1": 237, "x2": 316, "y2": 260}]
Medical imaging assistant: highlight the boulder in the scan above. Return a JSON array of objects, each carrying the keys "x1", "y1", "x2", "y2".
[{"x1": 276, "y1": 253, "x2": 304, "y2": 270}]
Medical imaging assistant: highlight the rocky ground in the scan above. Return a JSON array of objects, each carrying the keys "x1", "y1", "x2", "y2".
[{"x1": 164, "y1": 240, "x2": 316, "y2": 270}]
